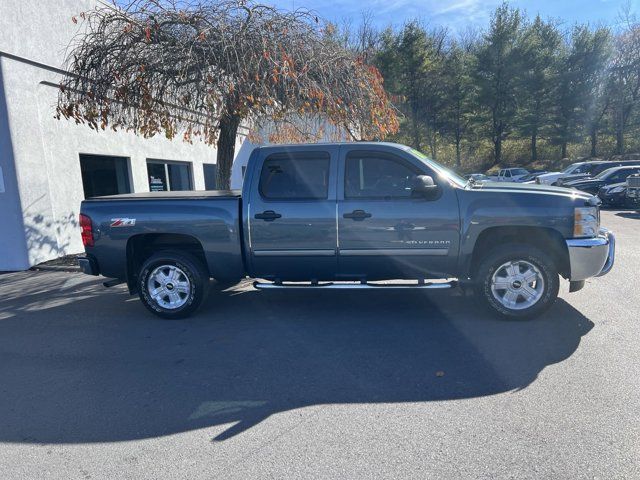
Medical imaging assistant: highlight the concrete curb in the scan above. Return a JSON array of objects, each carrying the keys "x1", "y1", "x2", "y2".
[{"x1": 30, "y1": 265, "x2": 81, "y2": 273}]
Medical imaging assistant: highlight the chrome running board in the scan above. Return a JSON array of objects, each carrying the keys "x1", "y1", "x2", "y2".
[{"x1": 253, "y1": 280, "x2": 457, "y2": 290}]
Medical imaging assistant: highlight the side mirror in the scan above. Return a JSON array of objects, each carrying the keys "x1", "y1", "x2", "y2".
[{"x1": 411, "y1": 175, "x2": 440, "y2": 200}]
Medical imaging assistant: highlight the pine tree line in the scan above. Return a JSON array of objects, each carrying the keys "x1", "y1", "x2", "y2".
[{"x1": 337, "y1": 4, "x2": 640, "y2": 172}]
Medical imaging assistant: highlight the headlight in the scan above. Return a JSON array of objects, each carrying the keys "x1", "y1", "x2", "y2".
[
  {"x1": 608, "y1": 185, "x2": 625, "y2": 194},
  {"x1": 574, "y1": 206, "x2": 599, "y2": 238}
]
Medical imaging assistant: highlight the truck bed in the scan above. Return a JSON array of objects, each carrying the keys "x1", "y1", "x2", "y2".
[
  {"x1": 80, "y1": 191, "x2": 245, "y2": 282},
  {"x1": 84, "y1": 190, "x2": 241, "y2": 201}
]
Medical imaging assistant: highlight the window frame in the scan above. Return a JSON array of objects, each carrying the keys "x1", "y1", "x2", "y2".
[
  {"x1": 343, "y1": 150, "x2": 423, "y2": 201},
  {"x1": 79, "y1": 153, "x2": 132, "y2": 199},
  {"x1": 146, "y1": 158, "x2": 193, "y2": 192},
  {"x1": 258, "y1": 151, "x2": 331, "y2": 201}
]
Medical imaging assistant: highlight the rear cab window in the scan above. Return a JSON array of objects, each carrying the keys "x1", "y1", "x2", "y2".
[{"x1": 259, "y1": 152, "x2": 330, "y2": 200}]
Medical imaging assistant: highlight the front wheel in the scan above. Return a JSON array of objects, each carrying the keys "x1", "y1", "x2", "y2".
[
  {"x1": 475, "y1": 244, "x2": 559, "y2": 319},
  {"x1": 138, "y1": 251, "x2": 210, "y2": 319}
]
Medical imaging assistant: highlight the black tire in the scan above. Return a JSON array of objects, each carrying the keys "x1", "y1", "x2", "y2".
[
  {"x1": 138, "y1": 251, "x2": 210, "y2": 319},
  {"x1": 474, "y1": 244, "x2": 559, "y2": 319}
]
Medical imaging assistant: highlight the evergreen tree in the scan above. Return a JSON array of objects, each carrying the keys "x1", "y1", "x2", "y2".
[
  {"x1": 516, "y1": 16, "x2": 562, "y2": 161},
  {"x1": 474, "y1": 4, "x2": 524, "y2": 165}
]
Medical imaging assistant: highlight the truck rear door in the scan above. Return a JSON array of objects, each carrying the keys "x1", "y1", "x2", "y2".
[{"x1": 245, "y1": 145, "x2": 338, "y2": 280}]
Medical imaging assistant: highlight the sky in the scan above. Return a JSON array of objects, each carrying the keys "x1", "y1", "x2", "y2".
[{"x1": 266, "y1": 0, "x2": 639, "y2": 32}]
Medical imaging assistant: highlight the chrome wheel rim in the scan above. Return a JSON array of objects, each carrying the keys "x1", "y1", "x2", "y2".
[
  {"x1": 147, "y1": 265, "x2": 191, "y2": 310},
  {"x1": 490, "y1": 260, "x2": 544, "y2": 311}
]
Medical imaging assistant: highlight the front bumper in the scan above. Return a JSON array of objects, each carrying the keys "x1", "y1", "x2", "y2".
[{"x1": 566, "y1": 228, "x2": 615, "y2": 281}]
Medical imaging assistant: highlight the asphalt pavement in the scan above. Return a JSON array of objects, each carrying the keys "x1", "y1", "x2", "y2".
[{"x1": 0, "y1": 210, "x2": 638, "y2": 479}]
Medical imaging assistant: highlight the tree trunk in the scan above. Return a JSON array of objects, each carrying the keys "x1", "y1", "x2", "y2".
[
  {"x1": 455, "y1": 137, "x2": 461, "y2": 169},
  {"x1": 216, "y1": 115, "x2": 241, "y2": 190},
  {"x1": 494, "y1": 137, "x2": 502, "y2": 166},
  {"x1": 411, "y1": 106, "x2": 420, "y2": 150},
  {"x1": 531, "y1": 133, "x2": 537, "y2": 162},
  {"x1": 616, "y1": 125, "x2": 624, "y2": 155},
  {"x1": 590, "y1": 129, "x2": 597, "y2": 157},
  {"x1": 561, "y1": 142, "x2": 567, "y2": 159}
]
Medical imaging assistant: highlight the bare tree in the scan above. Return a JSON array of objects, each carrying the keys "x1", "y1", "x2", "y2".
[{"x1": 57, "y1": 0, "x2": 398, "y2": 188}]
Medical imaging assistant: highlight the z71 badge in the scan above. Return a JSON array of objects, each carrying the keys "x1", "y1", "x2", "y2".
[{"x1": 110, "y1": 218, "x2": 136, "y2": 227}]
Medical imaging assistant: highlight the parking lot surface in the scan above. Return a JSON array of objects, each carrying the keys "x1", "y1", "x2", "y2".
[{"x1": 1, "y1": 210, "x2": 639, "y2": 479}]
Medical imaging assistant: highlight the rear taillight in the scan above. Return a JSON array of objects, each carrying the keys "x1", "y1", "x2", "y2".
[{"x1": 79, "y1": 214, "x2": 94, "y2": 247}]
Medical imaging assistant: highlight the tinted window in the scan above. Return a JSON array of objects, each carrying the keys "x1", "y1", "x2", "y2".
[
  {"x1": 571, "y1": 164, "x2": 591, "y2": 174},
  {"x1": 345, "y1": 152, "x2": 420, "y2": 199},
  {"x1": 80, "y1": 154, "x2": 131, "y2": 198},
  {"x1": 511, "y1": 168, "x2": 528, "y2": 175},
  {"x1": 147, "y1": 160, "x2": 192, "y2": 191},
  {"x1": 607, "y1": 168, "x2": 640, "y2": 183},
  {"x1": 259, "y1": 153, "x2": 330, "y2": 199},
  {"x1": 592, "y1": 163, "x2": 618, "y2": 176},
  {"x1": 203, "y1": 164, "x2": 217, "y2": 190}
]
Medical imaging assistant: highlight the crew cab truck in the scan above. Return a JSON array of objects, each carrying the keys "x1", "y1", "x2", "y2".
[{"x1": 78, "y1": 142, "x2": 615, "y2": 320}]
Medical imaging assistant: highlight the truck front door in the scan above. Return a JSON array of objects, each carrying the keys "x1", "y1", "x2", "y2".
[
  {"x1": 246, "y1": 146, "x2": 338, "y2": 280},
  {"x1": 336, "y1": 147, "x2": 460, "y2": 280}
]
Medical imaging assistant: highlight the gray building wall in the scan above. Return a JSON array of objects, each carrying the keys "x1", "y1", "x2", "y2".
[{"x1": 0, "y1": 0, "x2": 247, "y2": 270}]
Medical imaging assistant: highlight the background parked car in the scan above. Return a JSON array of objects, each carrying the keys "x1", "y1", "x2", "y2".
[
  {"x1": 553, "y1": 162, "x2": 609, "y2": 186},
  {"x1": 518, "y1": 171, "x2": 548, "y2": 183},
  {"x1": 555, "y1": 160, "x2": 640, "y2": 186},
  {"x1": 564, "y1": 165, "x2": 640, "y2": 195},
  {"x1": 495, "y1": 168, "x2": 530, "y2": 182},
  {"x1": 598, "y1": 182, "x2": 628, "y2": 208},
  {"x1": 536, "y1": 163, "x2": 592, "y2": 185},
  {"x1": 464, "y1": 173, "x2": 492, "y2": 183},
  {"x1": 626, "y1": 174, "x2": 640, "y2": 209}
]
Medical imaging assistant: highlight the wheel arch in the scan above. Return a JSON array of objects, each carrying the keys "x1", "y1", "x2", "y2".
[
  {"x1": 126, "y1": 233, "x2": 209, "y2": 294},
  {"x1": 467, "y1": 226, "x2": 570, "y2": 281}
]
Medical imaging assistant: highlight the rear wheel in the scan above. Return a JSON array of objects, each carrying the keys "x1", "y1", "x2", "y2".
[
  {"x1": 138, "y1": 251, "x2": 209, "y2": 319},
  {"x1": 475, "y1": 244, "x2": 559, "y2": 319}
]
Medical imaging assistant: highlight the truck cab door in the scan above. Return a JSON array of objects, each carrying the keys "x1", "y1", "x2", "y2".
[
  {"x1": 336, "y1": 146, "x2": 460, "y2": 280},
  {"x1": 245, "y1": 146, "x2": 338, "y2": 280}
]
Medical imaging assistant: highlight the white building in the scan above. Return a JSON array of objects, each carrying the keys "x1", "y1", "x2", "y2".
[{"x1": 0, "y1": 0, "x2": 249, "y2": 271}]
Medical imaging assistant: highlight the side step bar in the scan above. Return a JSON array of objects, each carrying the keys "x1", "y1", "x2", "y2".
[{"x1": 253, "y1": 280, "x2": 457, "y2": 290}]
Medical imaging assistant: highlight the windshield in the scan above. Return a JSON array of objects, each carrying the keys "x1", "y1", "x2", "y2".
[
  {"x1": 594, "y1": 168, "x2": 616, "y2": 179},
  {"x1": 564, "y1": 163, "x2": 586, "y2": 174},
  {"x1": 571, "y1": 164, "x2": 592, "y2": 174},
  {"x1": 588, "y1": 163, "x2": 610, "y2": 175},
  {"x1": 408, "y1": 149, "x2": 466, "y2": 187},
  {"x1": 521, "y1": 172, "x2": 543, "y2": 181}
]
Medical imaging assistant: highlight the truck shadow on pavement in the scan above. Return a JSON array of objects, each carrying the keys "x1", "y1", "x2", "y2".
[
  {"x1": 0, "y1": 274, "x2": 593, "y2": 444},
  {"x1": 615, "y1": 211, "x2": 640, "y2": 220}
]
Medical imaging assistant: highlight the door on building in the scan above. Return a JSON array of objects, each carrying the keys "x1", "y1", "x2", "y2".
[
  {"x1": 79, "y1": 154, "x2": 131, "y2": 198},
  {"x1": 247, "y1": 147, "x2": 339, "y2": 280},
  {"x1": 147, "y1": 159, "x2": 193, "y2": 191}
]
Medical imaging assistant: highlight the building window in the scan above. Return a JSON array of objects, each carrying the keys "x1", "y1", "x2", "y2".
[
  {"x1": 80, "y1": 154, "x2": 131, "y2": 198},
  {"x1": 147, "y1": 159, "x2": 192, "y2": 191},
  {"x1": 203, "y1": 164, "x2": 217, "y2": 190}
]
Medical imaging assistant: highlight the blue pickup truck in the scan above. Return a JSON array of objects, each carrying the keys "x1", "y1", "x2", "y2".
[{"x1": 78, "y1": 142, "x2": 615, "y2": 319}]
